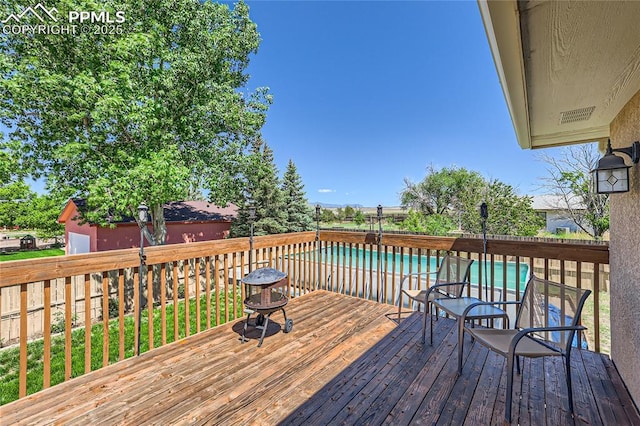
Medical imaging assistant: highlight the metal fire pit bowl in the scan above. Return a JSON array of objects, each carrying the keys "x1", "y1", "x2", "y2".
[{"x1": 240, "y1": 267, "x2": 293, "y2": 347}]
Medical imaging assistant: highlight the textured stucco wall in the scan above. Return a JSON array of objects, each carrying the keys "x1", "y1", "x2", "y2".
[{"x1": 609, "y1": 88, "x2": 640, "y2": 406}]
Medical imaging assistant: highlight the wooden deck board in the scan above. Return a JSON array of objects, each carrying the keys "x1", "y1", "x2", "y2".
[{"x1": 2, "y1": 291, "x2": 638, "y2": 426}]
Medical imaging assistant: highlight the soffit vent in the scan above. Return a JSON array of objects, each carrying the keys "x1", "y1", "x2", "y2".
[{"x1": 559, "y1": 106, "x2": 596, "y2": 124}]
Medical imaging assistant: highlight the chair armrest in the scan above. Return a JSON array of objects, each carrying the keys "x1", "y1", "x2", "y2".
[
  {"x1": 509, "y1": 325, "x2": 587, "y2": 354},
  {"x1": 399, "y1": 271, "x2": 437, "y2": 289},
  {"x1": 459, "y1": 299, "x2": 522, "y2": 321}
]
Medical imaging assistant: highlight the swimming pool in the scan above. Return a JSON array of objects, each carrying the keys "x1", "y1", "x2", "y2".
[{"x1": 317, "y1": 246, "x2": 529, "y2": 294}]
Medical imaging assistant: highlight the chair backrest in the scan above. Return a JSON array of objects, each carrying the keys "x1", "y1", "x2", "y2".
[
  {"x1": 515, "y1": 275, "x2": 591, "y2": 349},
  {"x1": 434, "y1": 255, "x2": 474, "y2": 297}
]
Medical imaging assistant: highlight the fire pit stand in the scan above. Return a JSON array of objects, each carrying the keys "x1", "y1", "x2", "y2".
[{"x1": 241, "y1": 267, "x2": 293, "y2": 347}]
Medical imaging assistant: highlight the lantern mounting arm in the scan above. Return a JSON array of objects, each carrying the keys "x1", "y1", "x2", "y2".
[{"x1": 609, "y1": 140, "x2": 640, "y2": 164}]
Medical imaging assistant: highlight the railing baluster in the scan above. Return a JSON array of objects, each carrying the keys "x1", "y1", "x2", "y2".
[
  {"x1": 147, "y1": 265, "x2": 153, "y2": 351},
  {"x1": 161, "y1": 263, "x2": 167, "y2": 345},
  {"x1": 184, "y1": 259, "x2": 190, "y2": 337},
  {"x1": 64, "y1": 276, "x2": 72, "y2": 380},
  {"x1": 173, "y1": 262, "x2": 179, "y2": 342},
  {"x1": 195, "y1": 258, "x2": 201, "y2": 333},
  {"x1": 19, "y1": 283, "x2": 27, "y2": 398},
  {"x1": 369, "y1": 243, "x2": 374, "y2": 300},
  {"x1": 134, "y1": 268, "x2": 139, "y2": 355},
  {"x1": 102, "y1": 272, "x2": 109, "y2": 368},
  {"x1": 302, "y1": 242, "x2": 306, "y2": 295},
  {"x1": 594, "y1": 263, "x2": 600, "y2": 353},
  {"x1": 391, "y1": 247, "x2": 397, "y2": 304},
  {"x1": 43, "y1": 280, "x2": 51, "y2": 387},
  {"x1": 214, "y1": 255, "x2": 220, "y2": 327},
  {"x1": 118, "y1": 270, "x2": 125, "y2": 361},
  {"x1": 223, "y1": 255, "x2": 229, "y2": 324},
  {"x1": 84, "y1": 274, "x2": 91, "y2": 373},
  {"x1": 205, "y1": 257, "x2": 211, "y2": 330}
]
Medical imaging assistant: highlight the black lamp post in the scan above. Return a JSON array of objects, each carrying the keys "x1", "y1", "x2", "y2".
[
  {"x1": 248, "y1": 202, "x2": 256, "y2": 272},
  {"x1": 376, "y1": 205, "x2": 383, "y2": 302},
  {"x1": 136, "y1": 203, "x2": 148, "y2": 356},
  {"x1": 480, "y1": 202, "x2": 489, "y2": 302},
  {"x1": 592, "y1": 139, "x2": 640, "y2": 194},
  {"x1": 316, "y1": 204, "x2": 321, "y2": 289}
]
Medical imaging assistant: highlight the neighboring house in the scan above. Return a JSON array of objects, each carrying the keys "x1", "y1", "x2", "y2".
[
  {"x1": 531, "y1": 194, "x2": 585, "y2": 234},
  {"x1": 58, "y1": 199, "x2": 237, "y2": 254}
]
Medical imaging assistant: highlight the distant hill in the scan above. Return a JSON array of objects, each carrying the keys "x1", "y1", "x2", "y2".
[{"x1": 310, "y1": 202, "x2": 364, "y2": 209}]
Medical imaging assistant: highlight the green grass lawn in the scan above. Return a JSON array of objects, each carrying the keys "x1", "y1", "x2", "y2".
[
  {"x1": 582, "y1": 290, "x2": 610, "y2": 355},
  {"x1": 0, "y1": 291, "x2": 243, "y2": 405},
  {"x1": 0, "y1": 248, "x2": 65, "y2": 262}
]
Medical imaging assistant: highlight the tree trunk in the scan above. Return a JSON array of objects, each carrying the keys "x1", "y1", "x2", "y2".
[{"x1": 151, "y1": 203, "x2": 167, "y2": 245}]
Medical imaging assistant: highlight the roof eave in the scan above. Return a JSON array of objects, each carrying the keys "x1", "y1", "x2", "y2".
[{"x1": 478, "y1": 0, "x2": 531, "y2": 149}]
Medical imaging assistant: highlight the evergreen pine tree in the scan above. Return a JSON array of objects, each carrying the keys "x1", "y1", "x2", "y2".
[
  {"x1": 231, "y1": 141, "x2": 287, "y2": 237},
  {"x1": 282, "y1": 160, "x2": 313, "y2": 232},
  {"x1": 254, "y1": 144, "x2": 287, "y2": 235}
]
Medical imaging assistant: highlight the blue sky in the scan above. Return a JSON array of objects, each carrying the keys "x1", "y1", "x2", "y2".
[{"x1": 242, "y1": 0, "x2": 563, "y2": 206}]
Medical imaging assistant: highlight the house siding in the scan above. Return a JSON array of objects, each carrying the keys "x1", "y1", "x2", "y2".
[
  {"x1": 63, "y1": 215, "x2": 96, "y2": 255},
  {"x1": 60, "y1": 201, "x2": 233, "y2": 253},
  {"x1": 95, "y1": 221, "x2": 231, "y2": 251},
  {"x1": 610, "y1": 88, "x2": 640, "y2": 405}
]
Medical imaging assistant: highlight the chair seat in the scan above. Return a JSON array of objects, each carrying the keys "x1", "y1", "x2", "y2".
[
  {"x1": 402, "y1": 288, "x2": 443, "y2": 303},
  {"x1": 467, "y1": 328, "x2": 561, "y2": 358}
]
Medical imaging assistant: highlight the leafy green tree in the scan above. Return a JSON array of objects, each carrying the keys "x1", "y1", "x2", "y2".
[
  {"x1": 344, "y1": 205, "x2": 355, "y2": 219},
  {"x1": 320, "y1": 208, "x2": 336, "y2": 223},
  {"x1": 0, "y1": 181, "x2": 30, "y2": 228},
  {"x1": 539, "y1": 144, "x2": 609, "y2": 239},
  {"x1": 401, "y1": 165, "x2": 485, "y2": 215},
  {"x1": 460, "y1": 180, "x2": 544, "y2": 236},
  {"x1": 1, "y1": 0, "x2": 271, "y2": 244},
  {"x1": 400, "y1": 210, "x2": 454, "y2": 236},
  {"x1": 15, "y1": 193, "x2": 65, "y2": 238},
  {"x1": 402, "y1": 165, "x2": 543, "y2": 236},
  {"x1": 281, "y1": 160, "x2": 313, "y2": 232},
  {"x1": 353, "y1": 210, "x2": 365, "y2": 225}
]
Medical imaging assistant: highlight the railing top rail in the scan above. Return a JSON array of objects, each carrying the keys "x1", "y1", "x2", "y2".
[{"x1": 319, "y1": 230, "x2": 609, "y2": 264}]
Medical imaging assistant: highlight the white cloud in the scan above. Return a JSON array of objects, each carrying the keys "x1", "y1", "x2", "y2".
[{"x1": 318, "y1": 189, "x2": 335, "y2": 193}]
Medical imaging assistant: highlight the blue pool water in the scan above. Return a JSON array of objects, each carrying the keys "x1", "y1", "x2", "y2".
[{"x1": 317, "y1": 246, "x2": 529, "y2": 293}]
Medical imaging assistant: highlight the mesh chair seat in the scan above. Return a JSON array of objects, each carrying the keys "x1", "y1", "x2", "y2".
[{"x1": 468, "y1": 328, "x2": 561, "y2": 358}]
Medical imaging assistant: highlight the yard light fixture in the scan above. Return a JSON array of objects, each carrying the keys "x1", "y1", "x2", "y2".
[
  {"x1": 592, "y1": 139, "x2": 640, "y2": 194},
  {"x1": 136, "y1": 203, "x2": 149, "y2": 357},
  {"x1": 316, "y1": 204, "x2": 322, "y2": 289},
  {"x1": 138, "y1": 204, "x2": 149, "y2": 224},
  {"x1": 248, "y1": 201, "x2": 256, "y2": 272}
]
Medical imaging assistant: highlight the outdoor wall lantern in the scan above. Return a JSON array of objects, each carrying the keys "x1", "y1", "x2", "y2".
[{"x1": 592, "y1": 139, "x2": 640, "y2": 194}]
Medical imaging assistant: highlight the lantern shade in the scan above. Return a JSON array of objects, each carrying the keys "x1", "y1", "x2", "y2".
[
  {"x1": 591, "y1": 139, "x2": 639, "y2": 194},
  {"x1": 137, "y1": 204, "x2": 149, "y2": 224},
  {"x1": 593, "y1": 167, "x2": 630, "y2": 193}
]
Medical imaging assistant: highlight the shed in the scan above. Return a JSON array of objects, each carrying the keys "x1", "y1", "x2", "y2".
[{"x1": 58, "y1": 199, "x2": 237, "y2": 254}]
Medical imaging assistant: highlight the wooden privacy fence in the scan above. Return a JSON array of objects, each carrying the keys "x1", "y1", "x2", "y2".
[{"x1": 0, "y1": 230, "x2": 609, "y2": 403}]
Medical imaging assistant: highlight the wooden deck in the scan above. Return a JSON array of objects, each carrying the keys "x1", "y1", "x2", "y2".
[{"x1": 2, "y1": 291, "x2": 638, "y2": 425}]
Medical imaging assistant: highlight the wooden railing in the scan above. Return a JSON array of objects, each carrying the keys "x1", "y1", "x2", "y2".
[{"x1": 0, "y1": 230, "x2": 609, "y2": 404}]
